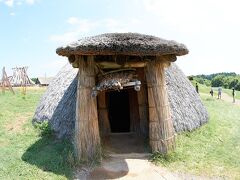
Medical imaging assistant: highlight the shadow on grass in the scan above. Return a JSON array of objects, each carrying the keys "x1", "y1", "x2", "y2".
[{"x1": 21, "y1": 135, "x2": 74, "y2": 179}]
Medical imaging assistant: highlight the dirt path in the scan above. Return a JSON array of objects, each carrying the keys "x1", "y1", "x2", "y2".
[
  {"x1": 221, "y1": 92, "x2": 240, "y2": 105},
  {"x1": 75, "y1": 153, "x2": 213, "y2": 180},
  {"x1": 80, "y1": 154, "x2": 178, "y2": 180},
  {"x1": 75, "y1": 132, "x2": 212, "y2": 180},
  {"x1": 203, "y1": 92, "x2": 240, "y2": 105}
]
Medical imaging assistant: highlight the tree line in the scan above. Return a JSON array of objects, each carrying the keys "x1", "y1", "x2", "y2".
[{"x1": 188, "y1": 72, "x2": 240, "y2": 90}]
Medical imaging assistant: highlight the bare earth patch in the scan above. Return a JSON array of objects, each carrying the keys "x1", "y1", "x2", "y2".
[
  {"x1": 221, "y1": 92, "x2": 240, "y2": 105},
  {"x1": 0, "y1": 139, "x2": 9, "y2": 147},
  {"x1": 75, "y1": 134, "x2": 218, "y2": 179},
  {"x1": 5, "y1": 112, "x2": 33, "y2": 133},
  {"x1": 75, "y1": 154, "x2": 219, "y2": 180}
]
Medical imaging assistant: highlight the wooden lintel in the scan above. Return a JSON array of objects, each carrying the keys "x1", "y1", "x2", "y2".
[
  {"x1": 97, "y1": 61, "x2": 147, "y2": 69},
  {"x1": 161, "y1": 54, "x2": 177, "y2": 62},
  {"x1": 68, "y1": 54, "x2": 175, "y2": 69}
]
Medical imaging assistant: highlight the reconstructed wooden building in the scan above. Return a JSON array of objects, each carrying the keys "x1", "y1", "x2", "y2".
[
  {"x1": 35, "y1": 77, "x2": 53, "y2": 86},
  {"x1": 56, "y1": 33, "x2": 189, "y2": 162}
]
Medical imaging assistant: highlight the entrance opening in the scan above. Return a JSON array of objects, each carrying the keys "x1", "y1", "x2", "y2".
[{"x1": 108, "y1": 90, "x2": 130, "y2": 133}]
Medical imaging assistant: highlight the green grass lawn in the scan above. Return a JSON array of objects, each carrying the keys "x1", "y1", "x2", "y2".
[
  {"x1": 0, "y1": 88, "x2": 73, "y2": 180},
  {"x1": 152, "y1": 93, "x2": 240, "y2": 179},
  {"x1": 0, "y1": 87, "x2": 240, "y2": 179}
]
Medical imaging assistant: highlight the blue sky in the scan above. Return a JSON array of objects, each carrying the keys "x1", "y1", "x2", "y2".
[{"x1": 1, "y1": 0, "x2": 240, "y2": 78}]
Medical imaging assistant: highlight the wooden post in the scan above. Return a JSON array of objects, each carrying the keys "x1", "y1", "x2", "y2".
[
  {"x1": 129, "y1": 89, "x2": 140, "y2": 134},
  {"x1": 21, "y1": 67, "x2": 28, "y2": 95},
  {"x1": 137, "y1": 68, "x2": 148, "y2": 137},
  {"x1": 75, "y1": 55, "x2": 101, "y2": 162},
  {"x1": 1, "y1": 67, "x2": 14, "y2": 94},
  {"x1": 145, "y1": 58, "x2": 175, "y2": 154},
  {"x1": 1, "y1": 67, "x2": 5, "y2": 94},
  {"x1": 98, "y1": 92, "x2": 110, "y2": 138}
]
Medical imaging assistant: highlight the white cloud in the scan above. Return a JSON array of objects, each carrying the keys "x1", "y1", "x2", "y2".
[
  {"x1": 67, "y1": 18, "x2": 98, "y2": 33},
  {"x1": 27, "y1": 58, "x2": 67, "y2": 77},
  {"x1": 49, "y1": 17, "x2": 142, "y2": 44},
  {"x1": 1, "y1": 0, "x2": 37, "y2": 7},
  {"x1": 16, "y1": 1, "x2": 22, "y2": 5},
  {"x1": 67, "y1": 17, "x2": 80, "y2": 25},
  {"x1": 5, "y1": 0, "x2": 14, "y2": 7},
  {"x1": 41, "y1": 58, "x2": 66, "y2": 70},
  {"x1": 10, "y1": 12, "x2": 15, "y2": 16},
  {"x1": 103, "y1": 18, "x2": 127, "y2": 32},
  {"x1": 143, "y1": 0, "x2": 240, "y2": 33},
  {"x1": 25, "y1": 0, "x2": 35, "y2": 5},
  {"x1": 50, "y1": 31, "x2": 82, "y2": 45},
  {"x1": 49, "y1": 17, "x2": 99, "y2": 44}
]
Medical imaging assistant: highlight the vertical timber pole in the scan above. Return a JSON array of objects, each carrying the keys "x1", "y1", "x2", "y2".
[
  {"x1": 1, "y1": 67, "x2": 5, "y2": 94},
  {"x1": 98, "y1": 92, "x2": 110, "y2": 138},
  {"x1": 1, "y1": 67, "x2": 14, "y2": 95},
  {"x1": 137, "y1": 68, "x2": 149, "y2": 137},
  {"x1": 129, "y1": 89, "x2": 140, "y2": 134},
  {"x1": 145, "y1": 58, "x2": 175, "y2": 154},
  {"x1": 75, "y1": 55, "x2": 101, "y2": 163}
]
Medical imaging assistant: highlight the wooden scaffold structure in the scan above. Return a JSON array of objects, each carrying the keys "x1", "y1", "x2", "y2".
[
  {"x1": 0, "y1": 67, "x2": 15, "y2": 94},
  {"x1": 10, "y1": 67, "x2": 33, "y2": 95}
]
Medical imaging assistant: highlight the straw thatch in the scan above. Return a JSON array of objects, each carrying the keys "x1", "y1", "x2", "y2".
[
  {"x1": 35, "y1": 77, "x2": 54, "y2": 86},
  {"x1": 33, "y1": 64, "x2": 78, "y2": 137},
  {"x1": 33, "y1": 63, "x2": 208, "y2": 139},
  {"x1": 166, "y1": 64, "x2": 209, "y2": 132},
  {"x1": 10, "y1": 67, "x2": 34, "y2": 86},
  {"x1": 56, "y1": 33, "x2": 188, "y2": 57}
]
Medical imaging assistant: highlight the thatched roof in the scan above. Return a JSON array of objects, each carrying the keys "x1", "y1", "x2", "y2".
[
  {"x1": 56, "y1": 33, "x2": 188, "y2": 57},
  {"x1": 33, "y1": 63, "x2": 208, "y2": 139},
  {"x1": 36, "y1": 77, "x2": 53, "y2": 85},
  {"x1": 33, "y1": 64, "x2": 78, "y2": 137}
]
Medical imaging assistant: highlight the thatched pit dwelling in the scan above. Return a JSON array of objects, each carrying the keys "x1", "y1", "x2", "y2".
[{"x1": 33, "y1": 33, "x2": 208, "y2": 162}]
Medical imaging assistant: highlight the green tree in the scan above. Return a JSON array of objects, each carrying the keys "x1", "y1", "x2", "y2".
[
  {"x1": 211, "y1": 75, "x2": 224, "y2": 87},
  {"x1": 222, "y1": 76, "x2": 231, "y2": 88},
  {"x1": 229, "y1": 78, "x2": 239, "y2": 89},
  {"x1": 31, "y1": 78, "x2": 37, "y2": 84},
  {"x1": 235, "y1": 82, "x2": 240, "y2": 91}
]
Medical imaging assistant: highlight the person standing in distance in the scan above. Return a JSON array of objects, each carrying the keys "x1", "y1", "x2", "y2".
[
  {"x1": 217, "y1": 87, "x2": 222, "y2": 99},
  {"x1": 210, "y1": 87, "x2": 214, "y2": 97},
  {"x1": 196, "y1": 83, "x2": 199, "y2": 93},
  {"x1": 232, "y1": 88, "x2": 235, "y2": 103}
]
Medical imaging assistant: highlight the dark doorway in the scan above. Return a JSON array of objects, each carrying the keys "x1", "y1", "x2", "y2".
[{"x1": 108, "y1": 90, "x2": 130, "y2": 133}]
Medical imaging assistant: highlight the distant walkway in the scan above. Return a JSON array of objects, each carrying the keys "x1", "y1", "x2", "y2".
[
  {"x1": 202, "y1": 92, "x2": 240, "y2": 105},
  {"x1": 221, "y1": 92, "x2": 240, "y2": 105}
]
